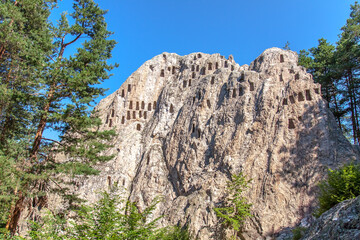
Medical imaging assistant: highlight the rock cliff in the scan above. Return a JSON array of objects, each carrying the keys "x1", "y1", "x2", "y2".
[{"x1": 45, "y1": 48, "x2": 359, "y2": 239}]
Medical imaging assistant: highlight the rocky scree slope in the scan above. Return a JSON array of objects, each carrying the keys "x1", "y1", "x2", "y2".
[{"x1": 47, "y1": 48, "x2": 358, "y2": 239}]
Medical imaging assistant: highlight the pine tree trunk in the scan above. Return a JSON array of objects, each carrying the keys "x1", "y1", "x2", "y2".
[
  {"x1": 353, "y1": 93, "x2": 359, "y2": 144},
  {"x1": 5, "y1": 190, "x2": 23, "y2": 235},
  {"x1": 333, "y1": 95, "x2": 342, "y2": 131},
  {"x1": 6, "y1": 86, "x2": 54, "y2": 233},
  {"x1": 346, "y1": 73, "x2": 358, "y2": 144},
  {"x1": 30, "y1": 112, "x2": 49, "y2": 161},
  {"x1": 0, "y1": 46, "x2": 5, "y2": 60},
  {"x1": 331, "y1": 81, "x2": 342, "y2": 131},
  {"x1": 30, "y1": 88, "x2": 54, "y2": 161},
  {"x1": 351, "y1": 85, "x2": 359, "y2": 144},
  {"x1": 349, "y1": 93, "x2": 356, "y2": 144},
  {"x1": 324, "y1": 86, "x2": 331, "y2": 109}
]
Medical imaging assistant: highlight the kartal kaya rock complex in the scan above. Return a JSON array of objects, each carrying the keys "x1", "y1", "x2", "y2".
[{"x1": 29, "y1": 48, "x2": 359, "y2": 239}]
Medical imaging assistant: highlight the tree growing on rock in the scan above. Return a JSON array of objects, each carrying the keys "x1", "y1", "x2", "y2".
[{"x1": 214, "y1": 172, "x2": 252, "y2": 239}]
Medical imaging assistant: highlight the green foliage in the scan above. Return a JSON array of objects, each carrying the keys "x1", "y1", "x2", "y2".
[
  {"x1": 298, "y1": 50, "x2": 313, "y2": 69},
  {"x1": 315, "y1": 162, "x2": 360, "y2": 217},
  {"x1": 214, "y1": 172, "x2": 252, "y2": 238},
  {"x1": 298, "y1": 2, "x2": 360, "y2": 144},
  {"x1": 298, "y1": 39, "x2": 342, "y2": 124},
  {"x1": 0, "y1": 151, "x2": 17, "y2": 227},
  {"x1": 0, "y1": 232, "x2": 24, "y2": 240},
  {"x1": 0, "y1": 0, "x2": 117, "y2": 233},
  {"x1": 292, "y1": 226, "x2": 307, "y2": 240},
  {"x1": 28, "y1": 211, "x2": 66, "y2": 240},
  {"x1": 27, "y1": 188, "x2": 191, "y2": 240},
  {"x1": 68, "y1": 193, "x2": 164, "y2": 239},
  {"x1": 157, "y1": 226, "x2": 193, "y2": 240}
]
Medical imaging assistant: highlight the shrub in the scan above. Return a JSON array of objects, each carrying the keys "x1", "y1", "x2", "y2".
[
  {"x1": 315, "y1": 162, "x2": 360, "y2": 217},
  {"x1": 157, "y1": 226, "x2": 193, "y2": 240},
  {"x1": 292, "y1": 226, "x2": 307, "y2": 240},
  {"x1": 27, "y1": 189, "x2": 191, "y2": 240}
]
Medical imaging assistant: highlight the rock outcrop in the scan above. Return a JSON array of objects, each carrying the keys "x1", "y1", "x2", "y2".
[
  {"x1": 42, "y1": 48, "x2": 358, "y2": 239},
  {"x1": 301, "y1": 196, "x2": 360, "y2": 240}
]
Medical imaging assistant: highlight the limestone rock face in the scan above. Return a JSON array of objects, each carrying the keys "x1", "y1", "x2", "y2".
[{"x1": 48, "y1": 48, "x2": 359, "y2": 239}]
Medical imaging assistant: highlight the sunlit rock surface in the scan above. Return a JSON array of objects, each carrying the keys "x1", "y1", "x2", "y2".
[{"x1": 39, "y1": 48, "x2": 359, "y2": 239}]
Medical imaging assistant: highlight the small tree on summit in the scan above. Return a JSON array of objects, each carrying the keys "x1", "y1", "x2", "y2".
[{"x1": 283, "y1": 41, "x2": 291, "y2": 50}]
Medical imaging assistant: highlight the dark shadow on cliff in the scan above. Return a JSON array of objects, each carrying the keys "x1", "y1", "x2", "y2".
[{"x1": 267, "y1": 98, "x2": 359, "y2": 238}]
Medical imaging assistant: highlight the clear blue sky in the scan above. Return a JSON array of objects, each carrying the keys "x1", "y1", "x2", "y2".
[{"x1": 53, "y1": 0, "x2": 354, "y2": 101}]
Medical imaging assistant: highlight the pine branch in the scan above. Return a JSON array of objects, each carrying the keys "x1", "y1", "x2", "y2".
[{"x1": 41, "y1": 138, "x2": 63, "y2": 146}]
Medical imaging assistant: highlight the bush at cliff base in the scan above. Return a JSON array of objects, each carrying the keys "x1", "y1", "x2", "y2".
[
  {"x1": 315, "y1": 162, "x2": 360, "y2": 217},
  {"x1": 26, "y1": 188, "x2": 192, "y2": 240}
]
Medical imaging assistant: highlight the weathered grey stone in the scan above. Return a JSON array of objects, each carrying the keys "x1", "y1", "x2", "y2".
[
  {"x1": 301, "y1": 196, "x2": 360, "y2": 240},
  {"x1": 19, "y1": 48, "x2": 359, "y2": 239}
]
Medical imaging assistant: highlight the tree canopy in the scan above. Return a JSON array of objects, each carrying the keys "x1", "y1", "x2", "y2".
[
  {"x1": 299, "y1": 2, "x2": 360, "y2": 144},
  {"x1": 0, "y1": 0, "x2": 117, "y2": 234}
]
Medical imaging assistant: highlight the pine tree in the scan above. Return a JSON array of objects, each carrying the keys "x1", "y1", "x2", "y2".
[
  {"x1": 0, "y1": 0, "x2": 117, "y2": 234},
  {"x1": 298, "y1": 2, "x2": 360, "y2": 143},
  {"x1": 0, "y1": 0, "x2": 55, "y2": 144},
  {"x1": 335, "y1": 2, "x2": 360, "y2": 144},
  {"x1": 298, "y1": 39, "x2": 345, "y2": 130},
  {"x1": 214, "y1": 172, "x2": 252, "y2": 239},
  {"x1": 0, "y1": 0, "x2": 56, "y2": 231}
]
